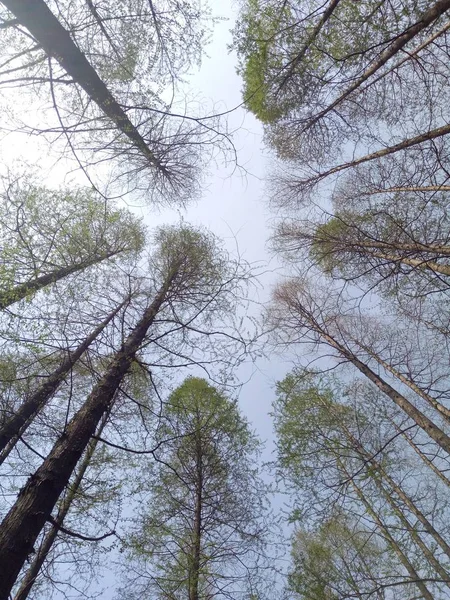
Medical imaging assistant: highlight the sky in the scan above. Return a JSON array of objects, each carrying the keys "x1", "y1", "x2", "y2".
[{"x1": 124, "y1": 4, "x2": 292, "y2": 448}]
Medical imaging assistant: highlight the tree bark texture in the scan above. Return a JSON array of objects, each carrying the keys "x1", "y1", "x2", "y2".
[{"x1": 0, "y1": 279, "x2": 173, "y2": 599}]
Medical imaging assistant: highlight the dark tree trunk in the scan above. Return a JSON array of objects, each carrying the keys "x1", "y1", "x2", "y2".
[
  {"x1": 0, "y1": 249, "x2": 122, "y2": 310},
  {"x1": 290, "y1": 301, "x2": 450, "y2": 454},
  {"x1": 0, "y1": 0, "x2": 162, "y2": 171},
  {"x1": 0, "y1": 280, "x2": 173, "y2": 599},
  {"x1": 13, "y1": 410, "x2": 110, "y2": 600},
  {"x1": 0, "y1": 299, "x2": 127, "y2": 464}
]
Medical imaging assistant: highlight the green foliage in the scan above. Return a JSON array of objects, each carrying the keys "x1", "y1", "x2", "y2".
[
  {"x1": 233, "y1": 0, "x2": 291, "y2": 123},
  {"x1": 309, "y1": 217, "x2": 352, "y2": 274},
  {"x1": 273, "y1": 369, "x2": 352, "y2": 482},
  {"x1": 288, "y1": 512, "x2": 390, "y2": 600},
  {"x1": 120, "y1": 377, "x2": 268, "y2": 600},
  {"x1": 233, "y1": 0, "x2": 436, "y2": 158},
  {"x1": 0, "y1": 178, "x2": 146, "y2": 305},
  {"x1": 151, "y1": 224, "x2": 228, "y2": 293}
]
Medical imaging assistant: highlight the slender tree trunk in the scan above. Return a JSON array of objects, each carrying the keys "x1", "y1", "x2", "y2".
[
  {"x1": 0, "y1": 278, "x2": 174, "y2": 599},
  {"x1": 304, "y1": 0, "x2": 450, "y2": 130},
  {"x1": 352, "y1": 247, "x2": 450, "y2": 277},
  {"x1": 190, "y1": 423, "x2": 203, "y2": 600},
  {"x1": 358, "y1": 185, "x2": 450, "y2": 196},
  {"x1": 391, "y1": 420, "x2": 450, "y2": 488},
  {"x1": 361, "y1": 19, "x2": 450, "y2": 94},
  {"x1": 337, "y1": 238, "x2": 450, "y2": 258},
  {"x1": 13, "y1": 410, "x2": 111, "y2": 600},
  {"x1": 295, "y1": 303, "x2": 450, "y2": 454},
  {"x1": 338, "y1": 458, "x2": 435, "y2": 600},
  {"x1": 0, "y1": 249, "x2": 122, "y2": 310},
  {"x1": 298, "y1": 120, "x2": 450, "y2": 190},
  {"x1": 0, "y1": 0, "x2": 162, "y2": 171},
  {"x1": 372, "y1": 473, "x2": 450, "y2": 587},
  {"x1": 0, "y1": 299, "x2": 127, "y2": 464},
  {"x1": 347, "y1": 336, "x2": 450, "y2": 422},
  {"x1": 277, "y1": 0, "x2": 342, "y2": 91},
  {"x1": 341, "y1": 423, "x2": 450, "y2": 562}
]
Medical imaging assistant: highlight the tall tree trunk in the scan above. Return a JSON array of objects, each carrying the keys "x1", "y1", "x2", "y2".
[
  {"x1": 0, "y1": 249, "x2": 122, "y2": 310},
  {"x1": 340, "y1": 422, "x2": 450, "y2": 562},
  {"x1": 13, "y1": 409, "x2": 111, "y2": 600},
  {"x1": 304, "y1": 0, "x2": 450, "y2": 130},
  {"x1": 291, "y1": 300, "x2": 450, "y2": 454},
  {"x1": 372, "y1": 472, "x2": 450, "y2": 587},
  {"x1": 348, "y1": 336, "x2": 450, "y2": 422},
  {"x1": 391, "y1": 420, "x2": 450, "y2": 488},
  {"x1": 338, "y1": 458, "x2": 435, "y2": 600},
  {"x1": 297, "y1": 120, "x2": 450, "y2": 191},
  {"x1": 277, "y1": 0, "x2": 342, "y2": 91},
  {"x1": 0, "y1": 278, "x2": 174, "y2": 599},
  {"x1": 0, "y1": 299, "x2": 127, "y2": 464},
  {"x1": 0, "y1": 0, "x2": 162, "y2": 172},
  {"x1": 362, "y1": 19, "x2": 450, "y2": 95},
  {"x1": 358, "y1": 185, "x2": 450, "y2": 196},
  {"x1": 351, "y1": 247, "x2": 450, "y2": 277},
  {"x1": 190, "y1": 423, "x2": 203, "y2": 600},
  {"x1": 336, "y1": 238, "x2": 450, "y2": 258}
]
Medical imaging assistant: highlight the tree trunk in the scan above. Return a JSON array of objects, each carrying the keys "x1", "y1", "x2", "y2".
[
  {"x1": 301, "y1": 307, "x2": 450, "y2": 455},
  {"x1": 372, "y1": 473, "x2": 450, "y2": 587},
  {"x1": 0, "y1": 249, "x2": 122, "y2": 310},
  {"x1": 392, "y1": 420, "x2": 450, "y2": 488},
  {"x1": 0, "y1": 278, "x2": 173, "y2": 599},
  {"x1": 0, "y1": 299, "x2": 127, "y2": 464},
  {"x1": 352, "y1": 247, "x2": 450, "y2": 277},
  {"x1": 298, "y1": 120, "x2": 450, "y2": 191},
  {"x1": 305, "y1": 0, "x2": 450, "y2": 130},
  {"x1": 340, "y1": 238, "x2": 450, "y2": 259},
  {"x1": 190, "y1": 422, "x2": 203, "y2": 600},
  {"x1": 338, "y1": 458, "x2": 435, "y2": 600},
  {"x1": 359, "y1": 185, "x2": 450, "y2": 196},
  {"x1": 277, "y1": 0, "x2": 342, "y2": 91},
  {"x1": 348, "y1": 336, "x2": 450, "y2": 422},
  {"x1": 0, "y1": 0, "x2": 162, "y2": 172},
  {"x1": 13, "y1": 409, "x2": 111, "y2": 600},
  {"x1": 341, "y1": 422, "x2": 450, "y2": 562}
]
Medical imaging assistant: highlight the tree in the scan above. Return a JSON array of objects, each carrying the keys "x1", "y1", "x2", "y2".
[
  {"x1": 0, "y1": 224, "x2": 250, "y2": 598},
  {"x1": 273, "y1": 369, "x2": 450, "y2": 598},
  {"x1": 0, "y1": 0, "x2": 229, "y2": 201},
  {"x1": 0, "y1": 298, "x2": 128, "y2": 465},
  {"x1": 234, "y1": 0, "x2": 450, "y2": 162},
  {"x1": 119, "y1": 377, "x2": 270, "y2": 600},
  {"x1": 273, "y1": 199, "x2": 450, "y2": 316},
  {"x1": 288, "y1": 513, "x2": 395, "y2": 600},
  {"x1": 270, "y1": 277, "x2": 450, "y2": 456},
  {"x1": 12, "y1": 407, "x2": 113, "y2": 600},
  {"x1": 0, "y1": 178, "x2": 144, "y2": 310}
]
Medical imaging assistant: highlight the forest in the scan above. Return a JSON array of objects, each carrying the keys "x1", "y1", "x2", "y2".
[{"x1": 0, "y1": 0, "x2": 450, "y2": 599}]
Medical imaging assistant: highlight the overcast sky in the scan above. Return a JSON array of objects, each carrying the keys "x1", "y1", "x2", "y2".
[{"x1": 121, "y1": 3, "x2": 292, "y2": 448}]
